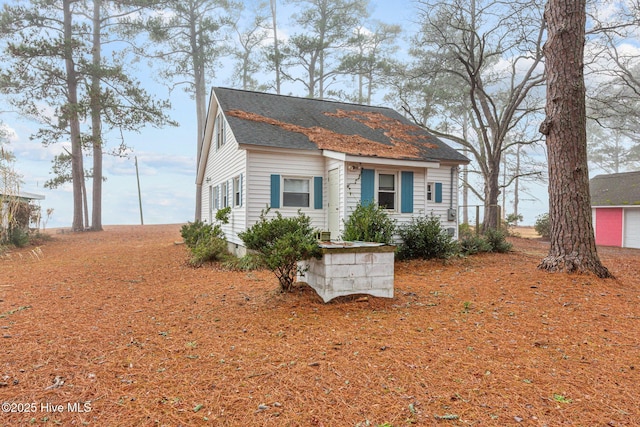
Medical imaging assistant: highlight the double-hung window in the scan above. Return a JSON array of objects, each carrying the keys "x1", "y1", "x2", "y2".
[
  {"x1": 426, "y1": 182, "x2": 434, "y2": 201},
  {"x1": 213, "y1": 185, "x2": 220, "y2": 210},
  {"x1": 233, "y1": 176, "x2": 241, "y2": 207},
  {"x1": 216, "y1": 114, "x2": 225, "y2": 149},
  {"x1": 283, "y1": 178, "x2": 310, "y2": 208},
  {"x1": 378, "y1": 173, "x2": 396, "y2": 210},
  {"x1": 221, "y1": 181, "x2": 228, "y2": 208}
]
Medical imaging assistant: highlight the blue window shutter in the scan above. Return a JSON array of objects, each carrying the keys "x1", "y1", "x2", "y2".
[
  {"x1": 435, "y1": 182, "x2": 443, "y2": 203},
  {"x1": 314, "y1": 176, "x2": 323, "y2": 209},
  {"x1": 361, "y1": 169, "x2": 375, "y2": 205},
  {"x1": 270, "y1": 174, "x2": 280, "y2": 208},
  {"x1": 401, "y1": 171, "x2": 414, "y2": 213}
]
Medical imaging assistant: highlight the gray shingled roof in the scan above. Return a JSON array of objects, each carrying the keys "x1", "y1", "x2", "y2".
[
  {"x1": 213, "y1": 87, "x2": 470, "y2": 163},
  {"x1": 590, "y1": 171, "x2": 640, "y2": 206}
]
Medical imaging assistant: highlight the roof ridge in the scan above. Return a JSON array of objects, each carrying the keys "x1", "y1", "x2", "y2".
[
  {"x1": 213, "y1": 86, "x2": 397, "y2": 112},
  {"x1": 592, "y1": 170, "x2": 640, "y2": 180}
]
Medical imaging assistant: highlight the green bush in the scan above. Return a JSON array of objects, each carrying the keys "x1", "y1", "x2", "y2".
[
  {"x1": 180, "y1": 220, "x2": 228, "y2": 266},
  {"x1": 483, "y1": 228, "x2": 512, "y2": 253},
  {"x1": 238, "y1": 209, "x2": 321, "y2": 292},
  {"x1": 9, "y1": 228, "x2": 29, "y2": 248},
  {"x1": 458, "y1": 222, "x2": 473, "y2": 236},
  {"x1": 457, "y1": 225, "x2": 511, "y2": 255},
  {"x1": 534, "y1": 213, "x2": 550, "y2": 239},
  {"x1": 459, "y1": 231, "x2": 492, "y2": 255},
  {"x1": 342, "y1": 202, "x2": 396, "y2": 244},
  {"x1": 396, "y1": 214, "x2": 459, "y2": 260}
]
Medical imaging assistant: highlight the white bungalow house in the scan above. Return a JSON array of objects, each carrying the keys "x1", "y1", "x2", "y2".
[{"x1": 196, "y1": 87, "x2": 470, "y2": 255}]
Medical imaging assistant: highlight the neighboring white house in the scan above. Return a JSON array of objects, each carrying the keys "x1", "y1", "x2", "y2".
[
  {"x1": 590, "y1": 171, "x2": 640, "y2": 249},
  {"x1": 196, "y1": 87, "x2": 470, "y2": 255}
]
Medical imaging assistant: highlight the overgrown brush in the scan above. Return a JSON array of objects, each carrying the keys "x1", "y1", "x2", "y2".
[
  {"x1": 396, "y1": 214, "x2": 458, "y2": 260},
  {"x1": 221, "y1": 253, "x2": 264, "y2": 271},
  {"x1": 458, "y1": 224, "x2": 512, "y2": 255},
  {"x1": 483, "y1": 228, "x2": 512, "y2": 253},
  {"x1": 458, "y1": 230, "x2": 492, "y2": 255},
  {"x1": 181, "y1": 208, "x2": 230, "y2": 266}
]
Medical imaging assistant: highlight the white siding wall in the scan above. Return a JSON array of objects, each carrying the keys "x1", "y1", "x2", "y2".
[
  {"x1": 202, "y1": 121, "x2": 462, "y2": 247},
  {"x1": 425, "y1": 166, "x2": 457, "y2": 221},
  {"x1": 327, "y1": 158, "x2": 344, "y2": 237},
  {"x1": 344, "y1": 164, "x2": 458, "y2": 236},
  {"x1": 201, "y1": 114, "x2": 247, "y2": 246},
  {"x1": 246, "y1": 149, "x2": 326, "y2": 234}
]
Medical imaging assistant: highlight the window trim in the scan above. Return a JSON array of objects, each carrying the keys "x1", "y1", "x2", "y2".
[
  {"x1": 233, "y1": 175, "x2": 241, "y2": 208},
  {"x1": 221, "y1": 181, "x2": 228, "y2": 208},
  {"x1": 216, "y1": 113, "x2": 226, "y2": 149},
  {"x1": 208, "y1": 185, "x2": 214, "y2": 223},
  {"x1": 212, "y1": 185, "x2": 220, "y2": 210},
  {"x1": 376, "y1": 171, "x2": 397, "y2": 211},
  {"x1": 282, "y1": 176, "x2": 311, "y2": 208},
  {"x1": 426, "y1": 182, "x2": 434, "y2": 202}
]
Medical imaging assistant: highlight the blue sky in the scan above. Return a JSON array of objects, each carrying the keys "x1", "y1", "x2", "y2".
[{"x1": 2, "y1": 0, "x2": 549, "y2": 229}]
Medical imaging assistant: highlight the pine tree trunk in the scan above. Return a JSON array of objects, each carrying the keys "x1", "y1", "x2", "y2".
[
  {"x1": 270, "y1": 0, "x2": 281, "y2": 94},
  {"x1": 193, "y1": 20, "x2": 206, "y2": 221},
  {"x1": 514, "y1": 144, "x2": 520, "y2": 223},
  {"x1": 90, "y1": 0, "x2": 103, "y2": 231},
  {"x1": 63, "y1": 0, "x2": 84, "y2": 232},
  {"x1": 538, "y1": 0, "x2": 612, "y2": 278}
]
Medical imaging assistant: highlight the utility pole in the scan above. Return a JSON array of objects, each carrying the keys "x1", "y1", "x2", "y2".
[{"x1": 135, "y1": 156, "x2": 144, "y2": 225}]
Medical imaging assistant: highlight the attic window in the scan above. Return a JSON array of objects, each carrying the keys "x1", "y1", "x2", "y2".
[
  {"x1": 216, "y1": 113, "x2": 226, "y2": 149},
  {"x1": 283, "y1": 178, "x2": 310, "y2": 208}
]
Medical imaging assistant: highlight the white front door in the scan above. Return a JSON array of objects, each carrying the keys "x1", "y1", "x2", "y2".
[{"x1": 328, "y1": 168, "x2": 340, "y2": 240}]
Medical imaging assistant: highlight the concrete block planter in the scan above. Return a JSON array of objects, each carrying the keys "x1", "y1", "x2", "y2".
[{"x1": 298, "y1": 242, "x2": 395, "y2": 303}]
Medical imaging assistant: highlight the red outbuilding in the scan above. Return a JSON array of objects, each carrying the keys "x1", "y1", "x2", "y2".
[{"x1": 590, "y1": 171, "x2": 640, "y2": 249}]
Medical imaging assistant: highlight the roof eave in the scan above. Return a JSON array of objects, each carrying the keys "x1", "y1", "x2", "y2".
[
  {"x1": 196, "y1": 89, "x2": 220, "y2": 185},
  {"x1": 321, "y1": 150, "x2": 440, "y2": 168}
]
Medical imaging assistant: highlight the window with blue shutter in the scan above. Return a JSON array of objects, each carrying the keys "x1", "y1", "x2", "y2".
[
  {"x1": 435, "y1": 182, "x2": 443, "y2": 203},
  {"x1": 270, "y1": 174, "x2": 280, "y2": 208},
  {"x1": 361, "y1": 169, "x2": 375, "y2": 205},
  {"x1": 401, "y1": 171, "x2": 414, "y2": 213},
  {"x1": 314, "y1": 176, "x2": 323, "y2": 209}
]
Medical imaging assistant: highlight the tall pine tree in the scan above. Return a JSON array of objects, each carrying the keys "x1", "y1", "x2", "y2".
[{"x1": 538, "y1": 0, "x2": 612, "y2": 277}]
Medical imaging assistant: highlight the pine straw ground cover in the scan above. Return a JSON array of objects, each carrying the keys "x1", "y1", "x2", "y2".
[{"x1": 0, "y1": 225, "x2": 638, "y2": 427}]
